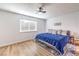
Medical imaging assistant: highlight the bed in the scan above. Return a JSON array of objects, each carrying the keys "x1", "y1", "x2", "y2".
[{"x1": 35, "y1": 30, "x2": 70, "y2": 55}]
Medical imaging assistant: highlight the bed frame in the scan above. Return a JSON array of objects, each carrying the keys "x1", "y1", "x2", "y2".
[
  {"x1": 48, "y1": 29, "x2": 71, "y2": 35},
  {"x1": 36, "y1": 39, "x2": 62, "y2": 55},
  {"x1": 35, "y1": 29, "x2": 71, "y2": 55}
]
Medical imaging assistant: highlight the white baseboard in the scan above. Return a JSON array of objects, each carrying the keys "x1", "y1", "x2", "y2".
[{"x1": 0, "y1": 39, "x2": 32, "y2": 47}]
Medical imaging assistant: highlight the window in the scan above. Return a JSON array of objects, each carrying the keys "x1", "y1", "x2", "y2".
[{"x1": 20, "y1": 19, "x2": 37, "y2": 32}]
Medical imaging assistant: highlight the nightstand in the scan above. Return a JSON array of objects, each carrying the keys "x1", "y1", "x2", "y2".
[{"x1": 69, "y1": 36, "x2": 75, "y2": 44}]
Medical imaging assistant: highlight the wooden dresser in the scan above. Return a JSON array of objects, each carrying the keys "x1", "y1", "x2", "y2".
[
  {"x1": 70, "y1": 37, "x2": 79, "y2": 45},
  {"x1": 70, "y1": 37, "x2": 79, "y2": 55},
  {"x1": 74, "y1": 39, "x2": 79, "y2": 56},
  {"x1": 74, "y1": 39, "x2": 79, "y2": 45}
]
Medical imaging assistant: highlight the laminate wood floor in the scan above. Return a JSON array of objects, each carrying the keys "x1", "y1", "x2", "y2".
[{"x1": 0, "y1": 40, "x2": 54, "y2": 56}]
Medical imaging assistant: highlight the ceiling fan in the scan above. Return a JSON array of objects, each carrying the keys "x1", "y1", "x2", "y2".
[{"x1": 37, "y1": 3, "x2": 47, "y2": 13}]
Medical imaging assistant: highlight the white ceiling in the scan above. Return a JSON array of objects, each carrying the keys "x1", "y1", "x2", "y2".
[{"x1": 0, "y1": 3, "x2": 79, "y2": 19}]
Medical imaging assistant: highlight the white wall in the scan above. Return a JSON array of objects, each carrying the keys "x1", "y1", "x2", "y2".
[
  {"x1": 47, "y1": 11, "x2": 79, "y2": 34},
  {"x1": 0, "y1": 10, "x2": 46, "y2": 45}
]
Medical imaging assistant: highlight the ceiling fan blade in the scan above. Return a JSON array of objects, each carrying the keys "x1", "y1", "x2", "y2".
[
  {"x1": 42, "y1": 11, "x2": 46, "y2": 13},
  {"x1": 39, "y1": 3, "x2": 52, "y2": 7}
]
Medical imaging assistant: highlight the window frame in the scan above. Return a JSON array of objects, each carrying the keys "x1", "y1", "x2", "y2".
[{"x1": 20, "y1": 19, "x2": 37, "y2": 32}]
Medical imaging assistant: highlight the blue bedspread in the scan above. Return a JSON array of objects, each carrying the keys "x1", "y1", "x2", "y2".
[{"x1": 35, "y1": 33, "x2": 70, "y2": 54}]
